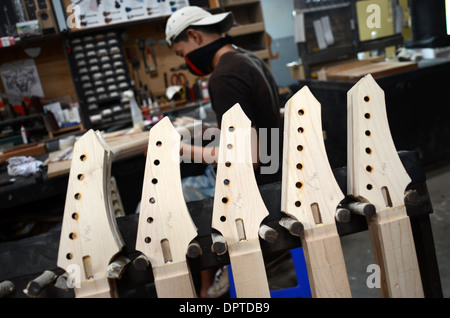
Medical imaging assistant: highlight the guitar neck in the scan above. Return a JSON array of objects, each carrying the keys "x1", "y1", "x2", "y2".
[
  {"x1": 136, "y1": 117, "x2": 198, "y2": 298},
  {"x1": 74, "y1": 277, "x2": 117, "y2": 298},
  {"x1": 212, "y1": 104, "x2": 270, "y2": 298},
  {"x1": 281, "y1": 87, "x2": 351, "y2": 298},
  {"x1": 347, "y1": 74, "x2": 423, "y2": 298},
  {"x1": 301, "y1": 224, "x2": 351, "y2": 297},
  {"x1": 57, "y1": 130, "x2": 124, "y2": 298},
  {"x1": 153, "y1": 262, "x2": 197, "y2": 298},
  {"x1": 368, "y1": 206, "x2": 424, "y2": 297},
  {"x1": 228, "y1": 239, "x2": 270, "y2": 298}
]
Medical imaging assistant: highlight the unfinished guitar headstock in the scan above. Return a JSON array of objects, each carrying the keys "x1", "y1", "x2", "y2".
[
  {"x1": 347, "y1": 74, "x2": 411, "y2": 209},
  {"x1": 211, "y1": 104, "x2": 271, "y2": 298},
  {"x1": 347, "y1": 74, "x2": 423, "y2": 297},
  {"x1": 136, "y1": 117, "x2": 198, "y2": 298},
  {"x1": 57, "y1": 129, "x2": 124, "y2": 298},
  {"x1": 281, "y1": 86, "x2": 351, "y2": 297}
]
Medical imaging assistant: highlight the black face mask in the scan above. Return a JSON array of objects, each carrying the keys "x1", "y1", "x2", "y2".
[{"x1": 185, "y1": 35, "x2": 233, "y2": 76}]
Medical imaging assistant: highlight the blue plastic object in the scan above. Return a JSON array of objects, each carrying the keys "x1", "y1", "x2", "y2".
[{"x1": 228, "y1": 247, "x2": 312, "y2": 298}]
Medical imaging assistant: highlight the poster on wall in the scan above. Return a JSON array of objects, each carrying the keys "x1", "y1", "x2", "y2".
[
  {"x1": 0, "y1": 59, "x2": 44, "y2": 98},
  {"x1": 65, "y1": 0, "x2": 190, "y2": 31}
]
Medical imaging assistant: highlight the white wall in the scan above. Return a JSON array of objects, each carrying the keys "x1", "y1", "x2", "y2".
[
  {"x1": 260, "y1": 0, "x2": 295, "y2": 39},
  {"x1": 260, "y1": 0, "x2": 299, "y2": 87}
]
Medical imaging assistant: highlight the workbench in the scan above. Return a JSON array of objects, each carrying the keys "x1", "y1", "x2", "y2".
[
  {"x1": 0, "y1": 150, "x2": 443, "y2": 298},
  {"x1": 300, "y1": 58, "x2": 450, "y2": 170}
]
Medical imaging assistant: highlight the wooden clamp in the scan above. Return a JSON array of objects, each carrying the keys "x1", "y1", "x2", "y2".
[
  {"x1": 347, "y1": 74, "x2": 423, "y2": 298},
  {"x1": 136, "y1": 117, "x2": 198, "y2": 298},
  {"x1": 57, "y1": 130, "x2": 125, "y2": 298},
  {"x1": 211, "y1": 104, "x2": 271, "y2": 298},
  {"x1": 281, "y1": 87, "x2": 352, "y2": 298}
]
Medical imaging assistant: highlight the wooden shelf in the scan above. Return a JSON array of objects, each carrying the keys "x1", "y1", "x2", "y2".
[
  {"x1": 253, "y1": 49, "x2": 270, "y2": 60},
  {"x1": 222, "y1": 0, "x2": 270, "y2": 63},
  {"x1": 228, "y1": 22, "x2": 265, "y2": 37},
  {"x1": 47, "y1": 124, "x2": 85, "y2": 139}
]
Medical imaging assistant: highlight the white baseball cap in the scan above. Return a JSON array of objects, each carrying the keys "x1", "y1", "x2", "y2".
[{"x1": 165, "y1": 6, "x2": 234, "y2": 47}]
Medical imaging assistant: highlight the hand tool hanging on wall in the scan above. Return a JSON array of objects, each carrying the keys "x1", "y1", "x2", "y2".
[
  {"x1": 57, "y1": 130, "x2": 125, "y2": 298},
  {"x1": 145, "y1": 37, "x2": 159, "y2": 77},
  {"x1": 347, "y1": 74, "x2": 424, "y2": 298},
  {"x1": 280, "y1": 87, "x2": 352, "y2": 298},
  {"x1": 211, "y1": 104, "x2": 271, "y2": 298},
  {"x1": 135, "y1": 117, "x2": 198, "y2": 298},
  {"x1": 137, "y1": 38, "x2": 150, "y2": 74}
]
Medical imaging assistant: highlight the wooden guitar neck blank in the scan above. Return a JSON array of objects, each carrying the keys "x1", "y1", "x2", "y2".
[
  {"x1": 347, "y1": 74, "x2": 423, "y2": 298},
  {"x1": 281, "y1": 86, "x2": 351, "y2": 298},
  {"x1": 135, "y1": 117, "x2": 198, "y2": 298},
  {"x1": 211, "y1": 104, "x2": 271, "y2": 298},
  {"x1": 57, "y1": 129, "x2": 124, "y2": 298}
]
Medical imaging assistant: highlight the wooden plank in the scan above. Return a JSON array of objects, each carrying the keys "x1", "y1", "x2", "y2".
[
  {"x1": 327, "y1": 61, "x2": 417, "y2": 82},
  {"x1": 211, "y1": 104, "x2": 270, "y2": 298},
  {"x1": 46, "y1": 129, "x2": 149, "y2": 178},
  {"x1": 135, "y1": 117, "x2": 198, "y2": 298},
  {"x1": 0, "y1": 143, "x2": 46, "y2": 163},
  {"x1": 56, "y1": 130, "x2": 124, "y2": 298},
  {"x1": 347, "y1": 74, "x2": 423, "y2": 297},
  {"x1": 281, "y1": 87, "x2": 351, "y2": 298}
]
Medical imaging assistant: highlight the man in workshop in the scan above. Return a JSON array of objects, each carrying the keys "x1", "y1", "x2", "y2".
[{"x1": 165, "y1": 6, "x2": 282, "y2": 297}]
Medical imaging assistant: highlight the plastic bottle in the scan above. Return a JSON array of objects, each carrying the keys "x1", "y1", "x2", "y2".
[
  {"x1": 21, "y1": 125, "x2": 28, "y2": 145},
  {"x1": 201, "y1": 81, "x2": 210, "y2": 102}
]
